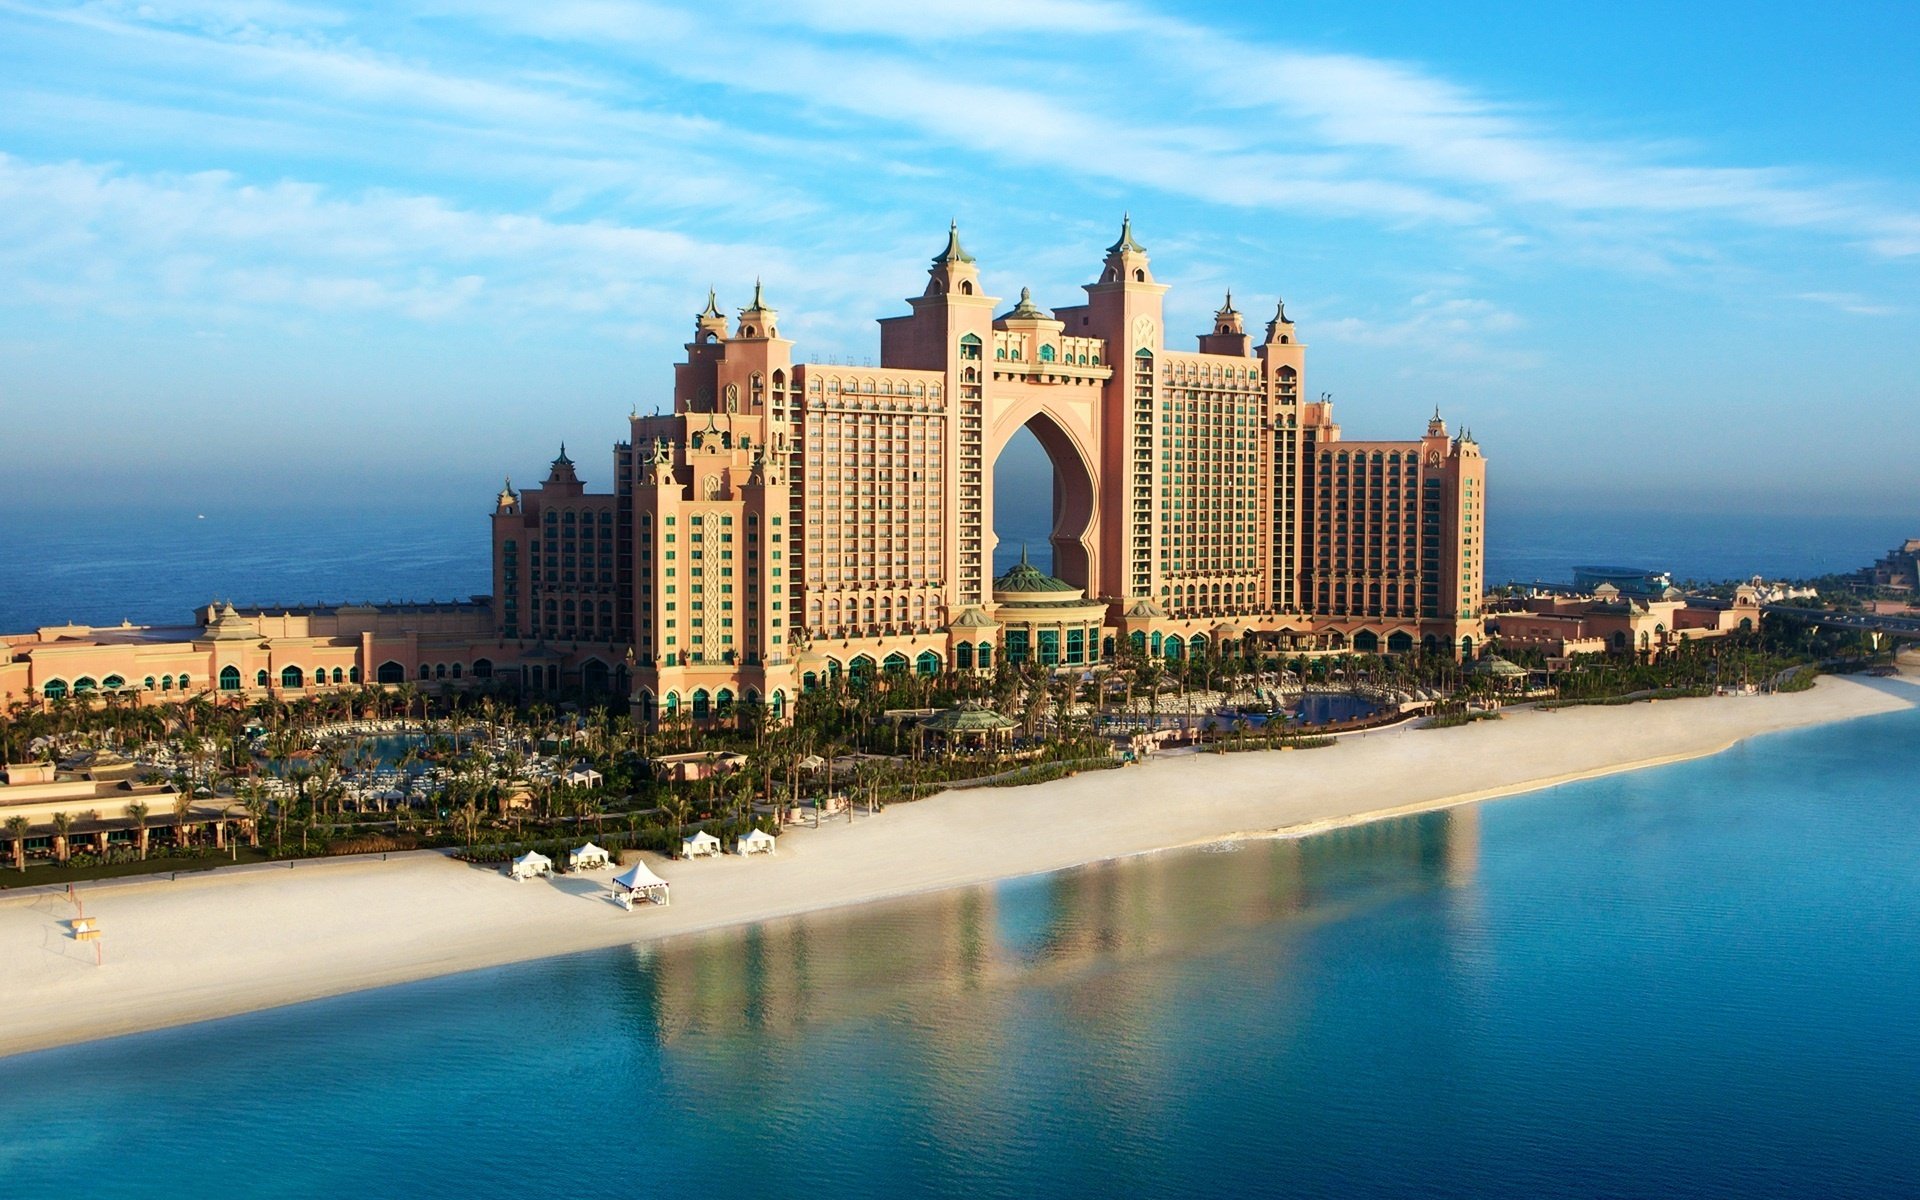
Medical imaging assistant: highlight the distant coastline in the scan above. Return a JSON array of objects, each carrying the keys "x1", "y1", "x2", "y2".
[{"x1": 2, "y1": 672, "x2": 1910, "y2": 1060}]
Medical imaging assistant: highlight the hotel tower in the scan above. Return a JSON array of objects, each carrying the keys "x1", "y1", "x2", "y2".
[{"x1": 489, "y1": 220, "x2": 1486, "y2": 723}]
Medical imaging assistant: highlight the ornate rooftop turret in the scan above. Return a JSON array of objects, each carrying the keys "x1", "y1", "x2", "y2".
[
  {"x1": 695, "y1": 287, "x2": 729, "y2": 341},
  {"x1": 1212, "y1": 289, "x2": 1243, "y2": 334},
  {"x1": 736, "y1": 278, "x2": 778, "y2": 339},
  {"x1": 925, "y1": 219, "x2": 984, "y2": 299},
  {"x1": 495, "y1": 476, "x2": 519, "y2": 514},
  {"x1": 1003, "y1": 286, "x2": 1049, "y2": 321},
  {"x1": 545, "y1": 444, "x2": 579, "y2": 485},
  {"x1": 1099, "y1": 213, "x2": 1153, "y2": 285},
  {"x1": 932, "y1": 218, "x2": 975, "y2": 266},
  {"x1": 992, "y1": 546, "x2": 1080, "y2": 597},
  {"x1": 1263, "y1": 297, "x2": 1295, "y2": 344},
  {"x1": 201, "y1": 602, "x2": 262, "y2": 643}
]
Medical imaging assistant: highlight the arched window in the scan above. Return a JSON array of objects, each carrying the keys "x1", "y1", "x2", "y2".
[
  {"x1": 256, "y1": 669, "x2": 269, "y2": 687},
  {"x1": 435, "y1": 663, "x2": 447, "y2": 680},
  {"x1": 916, "y1": 650, "x2": 940, "y2": 676},
  {"x1": 956, "y1": 643, "x2": 974, "y2": 670},
  {"x1": 378, "y1": 661, "x2": 405, "y2": 684},
  {"x1": 332, "y1": 667, "x2": 345, "y2": 684},
  {"x1": 716, "y1": 689, "x2": 734, "y2": 717},
  {"x1": 882, "y1": 652, "x2": 908, "y2": 674},
  {"x1": 218, "y1": 666, "x2": 240, "y2": 691},
  {"x1": 1039, "y1": 344, "x2": 1055, "y2": 362},
  {"x1": 102, "y1": 674, "x2": 124, "y2": 690},
  {"x1": 178, "y1": 674, "x2": 191, "y2": 690},
  {"x1": 770, "y1": 691, "x2": 786, "y2": 720},
  {"x1": 281, "y1": 665, "x2": 304, "y2": 689},
  {"x1": 959, "y1": 333, "x2": 982, "y2": 360},
  {"x1": 73, "y1": 676, "x2": 97, "y2": 694},
  {"x1": 161, "y1": 675, "x2": 174, "y2": 690},
  {"x1": 977, "y1": 643, "x2": 992, "y2": 669},
  {"x1": 349, "y1": 666, "x2": 360, "y2": 684},
  {"x1": 664, "y1": 692, "x2": 679, "y2": 716},
  {"x1": 42, "y1": 679, "x2": 66, "y2": 700},
  {"x1": 419, "y1": 664, "x2": 431, "y2": 680},
  {"x1": 450, "y1": 663, "x2": 462, "y2": 679},
  {"x1": 692, "y1": 690, "x2": 711, "y2": 720},
  {"x1": 142, "y1": 676, "x2": 155, "y2": 690},
  {"x1": 472, "y1": 659, "x2": 493, "y2": 679}
]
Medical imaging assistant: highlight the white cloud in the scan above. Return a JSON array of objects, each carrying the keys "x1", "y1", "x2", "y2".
[{"x1": 1794, "y1": 291, "x2": 1902, "y2": 317}]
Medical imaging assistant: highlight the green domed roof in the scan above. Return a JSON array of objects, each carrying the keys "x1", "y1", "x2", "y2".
[{"x1": 993, "y1": 547, "x2": 1078, "y2": 594}]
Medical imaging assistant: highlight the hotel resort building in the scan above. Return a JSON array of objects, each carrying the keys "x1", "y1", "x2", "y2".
[{"x1": 2, "y1": 221, "x2": 1491, "y2": 722}]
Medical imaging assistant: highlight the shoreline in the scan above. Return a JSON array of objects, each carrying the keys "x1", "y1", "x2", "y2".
[{"x1": 2, "y1": 673, "x2": 1913, "y2": 1061}]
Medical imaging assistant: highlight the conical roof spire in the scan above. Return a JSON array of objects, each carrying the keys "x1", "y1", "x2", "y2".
[
  {"x1": 746, "y1": 277, "x2": 766, "y2": 310},
  {"x1": 554, "y1": 442, "x2": 572, "y2": 465},
  {"x1": 932, "y1": 219, "x2": 976, "y2": 266},
  {"x1": 1216, "y1": 288, "x2": 1239, "y2": 317},
  {"x1": 698, "y1": 287, "x2": 723, "y2": 319},
  {"x1": 1106, "y1": 212, "x2": 1145, "y2": 255}
]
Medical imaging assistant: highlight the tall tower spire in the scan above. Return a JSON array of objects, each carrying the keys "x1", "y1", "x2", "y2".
[
  {"x1": 1099, "y1": 213, "x2": 1153, "y2": 285},
  {"x1": 737, "y1": 278, "x2": 778, "y2": 338},
  {"x1": 1263, "y1": 297, "x2": 1295, "y2": 344},
  {"x1": 925, "y1": 219, "x2": 983, "y2": 297}
]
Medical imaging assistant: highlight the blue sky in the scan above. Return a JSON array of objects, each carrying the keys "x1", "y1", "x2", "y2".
[{"x1": 2, "y1": 0, "x2": 1916, "y2": 519}]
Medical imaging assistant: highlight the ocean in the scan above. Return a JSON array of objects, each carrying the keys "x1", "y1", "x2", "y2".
[
  {"x1": 0, "y1": 501, "x2": 1909, "y2": 632},
  {"x1": 2, "y1": 691, "x2": 1918, "y2": 1198}
]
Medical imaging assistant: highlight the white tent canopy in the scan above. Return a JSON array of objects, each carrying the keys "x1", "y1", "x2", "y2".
[
  {"x1": 611, "y1": 860, "x2": 670, "y2": 908},
  {"x1": 507, "y1": 851, "x2": 553, "y2": 881},
  {"x1": 569, "y1": 842, "x2": 612, "y2": 871},
  {"x1": 561, "y1": 766, "x2": 603, "y2": 789},
  {"x1": 736, "y1": 829, "x2": 777, "y2": 856},
  {"x1": 681, "y1": 830, "x2": 722, "y2": 858}
]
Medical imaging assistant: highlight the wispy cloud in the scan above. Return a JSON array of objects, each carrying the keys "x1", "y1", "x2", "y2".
[{"x1": 1795, "y1": 291, "x2": 1903, "y2": 317}]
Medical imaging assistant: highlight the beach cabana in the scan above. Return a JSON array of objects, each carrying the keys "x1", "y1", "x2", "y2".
[
  {"x1": 736, "y1": 828, "x2": 777, "y2": 857},
  {"x1": 561, "y1": 766, "x2": 603, "y2": 789},
  {"x1": 681, "y1": 830, "x2": 722, "y2": 859},
  {"x1": 569, "y1": 842, "x2": 612, "y2": 871},
  {"x1": 507, "y1": 850, "x2": 553, "y2": 881},
  {"x1": 610, "y1": 861, "x2": 670, "y2": 909}
]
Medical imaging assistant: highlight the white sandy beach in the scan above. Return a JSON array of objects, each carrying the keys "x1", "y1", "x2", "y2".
[{"x1": 3, "y1": 672, "x2": 1914, "y2": 1059}]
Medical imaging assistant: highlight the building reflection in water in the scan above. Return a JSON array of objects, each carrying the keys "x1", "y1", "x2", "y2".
[{"x1": 618, "y1": 806, "x2": 1482, "y2": 1050}]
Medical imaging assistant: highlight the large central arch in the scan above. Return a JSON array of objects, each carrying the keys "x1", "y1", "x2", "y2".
[{"x1": 986, "y1": 396, "x2": 1101, "y2": 593}]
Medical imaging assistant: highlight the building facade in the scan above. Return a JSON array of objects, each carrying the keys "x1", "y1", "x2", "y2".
[
  {"x1": 1, "y1": 221, "x2": 1490, "y2": 716},
  {"x1": 497, "y1": 220, "x2": 1488, "y2": 722}
]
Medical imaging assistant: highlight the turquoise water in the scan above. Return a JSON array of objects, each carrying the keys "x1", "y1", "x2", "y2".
[{"x1": 3, "y1": 688, "x2": 1919, "y2": 1198}]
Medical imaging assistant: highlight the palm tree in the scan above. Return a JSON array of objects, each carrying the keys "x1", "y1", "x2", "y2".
[
  {"x1": 453, "y1": 800, "x2": 482, "y2": 852},
  {"x1": 50, "y1": 810, "x2": 74, "y2": 864},
  {"x1": 240, "y1": 784, "x2": 269, "y2": 849},
  {"x1": 5, "y1": 815, "x2": 28, "y2": 872},
  {"x1": 172, "y1": 792, "x2": 194, "y2": 848},
  {"x1": 124, "y1": 800, "x2": 151, "y2": 859},
  {"x1": 661, "y1": 793, "x2": 692, "y2": 851}
]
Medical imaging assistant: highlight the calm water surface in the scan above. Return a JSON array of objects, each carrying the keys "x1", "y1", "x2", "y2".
[
  {"x1": 1, "y1": 503, "x2": 1910, "y2": 630},
  {"x1": 3, "y1": 688, "x2": 1917, "y2": 1198}
]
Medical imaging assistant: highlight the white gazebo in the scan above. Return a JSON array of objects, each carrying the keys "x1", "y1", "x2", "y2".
[
  {"x1": 681, "y1": 830, "x2": 722, "y2": 859},
  {"x1": 610, "y1": 861, "x2": 670, "y2": 909},
  {"x1": 569, "y1": 842, "x2": 612, "y2": 871},
  {"x1": 507, "y1": 850, "x2": 553, "y2": 881},
  {"x1": 735, "y1": 829, "x2": 778, "y2": 857},
  {"x1": 561, "y1": 766, "x2": 603, "y2": 789}
]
